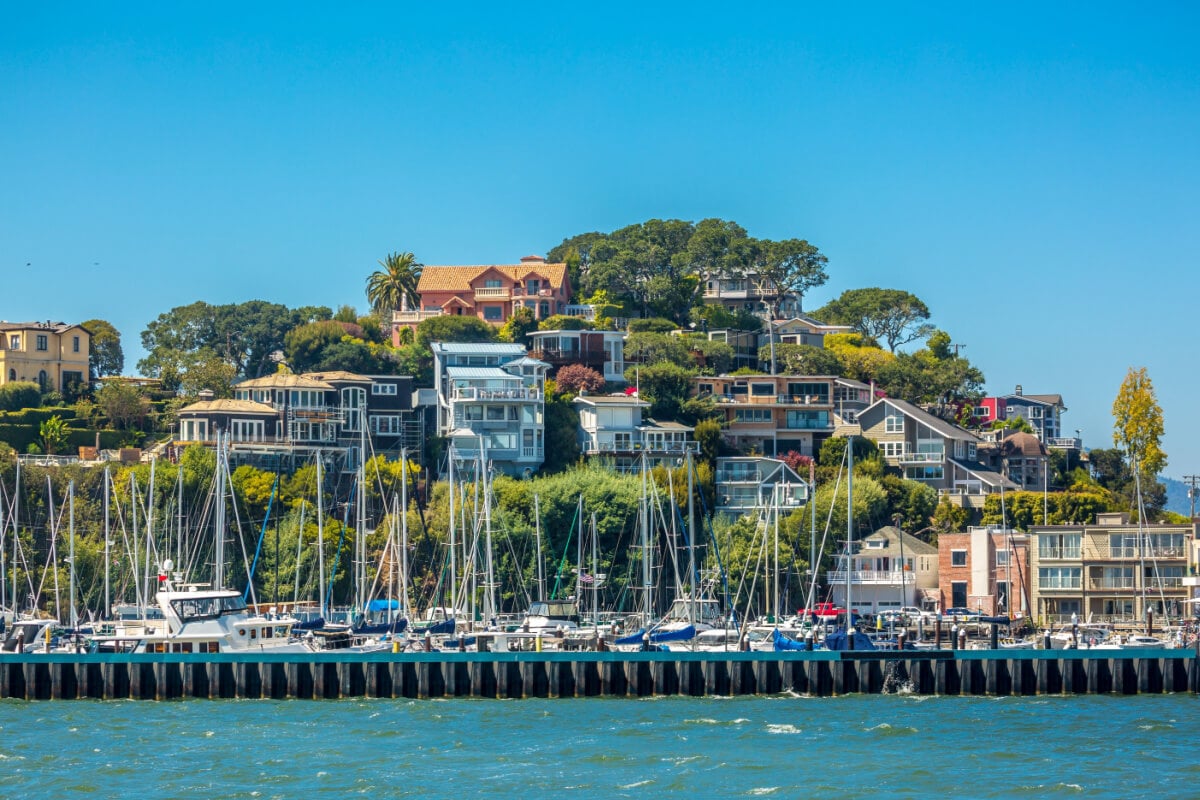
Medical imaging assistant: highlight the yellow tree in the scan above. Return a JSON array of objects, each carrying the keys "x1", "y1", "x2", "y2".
[{"x1": 1112, "y1": 366, "x2": 1166, "y2": 480}]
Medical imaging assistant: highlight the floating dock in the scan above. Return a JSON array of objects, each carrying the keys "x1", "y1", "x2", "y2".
[{"x1": 1, "y1": 648, "x2": 1198, "y2": 700}]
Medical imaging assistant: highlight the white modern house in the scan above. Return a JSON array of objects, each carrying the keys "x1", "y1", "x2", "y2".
[{"x1": 572, "y1": 393, "x2": 695, "y2": 471}]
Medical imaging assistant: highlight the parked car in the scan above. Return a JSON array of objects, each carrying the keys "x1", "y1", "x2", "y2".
[{"x1": 941, "y1": 607, "x2": 982, "y2": 622}]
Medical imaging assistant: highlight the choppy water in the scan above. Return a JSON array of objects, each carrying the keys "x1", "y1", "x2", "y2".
[{"x1": 1, "y1": 694, "x2": 1196, "y2": 798}]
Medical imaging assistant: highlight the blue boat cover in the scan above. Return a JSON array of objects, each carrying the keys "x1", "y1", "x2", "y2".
[
  {"x1": 367, "y1": 599, "x2": 400, "y2": 612},
  {"x1": 823, "y1": 629, "x2": 878, "y2": 651},
  {"x1": 772, "y1": 629, "x2": 808, "y2": 651},
  {"x1": 417, "y1": 618, "x2": 456, "y2": 635},
  {"x1": 353, "y1": 618, "x2": 408, "y2": 635},
  {"x1": 615, "y1": 625, "x2": 697, "y2": 646}
]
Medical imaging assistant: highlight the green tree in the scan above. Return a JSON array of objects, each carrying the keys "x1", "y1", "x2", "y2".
[
  {"x1": 178, "y1": 350, "x2": 238, "y2": 398},
  {"x1": 94, "y1": 381, "x2": 149, "y2": 430},
  {"x1": 1112, "y1": 366, "x2": 1167, "y2": 481},
  {"x1": 39, "y1": 415, "x2": 68, "y2": 455},
  {"x1": 816, "y1": 288, "x2": 934, "y2": 352},
  {"x1": 366, "y1": 251, "x2": 423, "y2": 315},
  {"x1": 625, "y1": 331, "x2": 694, "y2": 369},
  {"x1": 824, "y1": 333, "x2": 893, "y2": 383},
  {"x1": 930, "y1": 496, "x2": 969, "y2": 538},
  {"x1": 82, "y1": 318, "x2": 124, "y2": 378},
  {"x1": 554, "y1": 364, "x2": 605, "y2": 395},
  {"x1": 753, "y1": 238, "x2": 829, "y2": 318},
  {"x1": 415, "y1": 316, "x2": 496, "y2": 349},
  {"x1": 541, "y1": 397, "x2": 581, "y2": 474},
  {"x1": 693, "y1": 418, "x2": 725, "y2": 465},
  {"x1": 0, "y1": 382, "x2": 40, "y2": 411},
  {"x1": 767, "y1": 343, "x2": 844, "y2": 376},
  {"x1": 284, "y1": 321, "x2": 349, "y2": 373},
  {"x1": 499, "y1": 307, "x2": 538, "y2": 343},
  {"x1": 625, "y1": 361, "x2": 696, "y2": 419}
]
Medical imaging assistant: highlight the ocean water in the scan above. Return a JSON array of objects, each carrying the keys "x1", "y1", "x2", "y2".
[{"x1": 1, "y1": 694, "x2": 1196, "y2": 799}]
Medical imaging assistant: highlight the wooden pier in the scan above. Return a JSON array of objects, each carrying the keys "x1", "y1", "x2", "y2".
[{"x1": 1, "y1": 649, "x2": 1197, "y2": 700}]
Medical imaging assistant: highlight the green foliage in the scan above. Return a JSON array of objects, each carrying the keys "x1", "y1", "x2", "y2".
[
  {"x1": 755, "y1": 238, "x2": 829, "y2": 318},
  {"x1": 284, "y1": 321, "x2": 346, "y2": 372},
  {"x1": 992, "y1": 416, "x2": 1035, "y2": 434},
  {"x1": 690, "y1": 304, "x2": 762, "y2": 332},
  {"x1": 541, "y1": 397, "x2": 581, "y2": 474},
  {"x1": 687, "y1": 338, "x2": 735, "y2": 375},
  {"x1": 875, "y1": 330, "x2": 984, "y2": 407},
  {"x1": 931, "y1": 496, "x2": 969, "y2": 538},
  {"x1": 812, "y1": 474, "x2": 889, "y2": 540},
  {"x1": 177, "y1": 350, "x2": 239, "y2": 398},
  {"x1": 818, "y1": 435, "x2": 880, "y2": 468},
  {"x1": 625, "y1": 331, "x2": 694, "y2": 369},
  {"x1": 693, "y1": 418, "x2": 725, "y2": 465},
  {"x1": 415, "y1": 315, "x2": 496, "y2": 349},
  {"x1": 628, "y1": 317, "x2": 679, "y2": 334},
  {"x1": 624, "y1": 361, "x2": 696, "y2": 420},
  {"x1": 815, "y1": 288, "x2": 934, "y2": 352},
  {"x1": 499, "y1": 307, "x2": 538, "y2": 343},
  {"x1": 366, "y1": 251, "x2": 423, "y2": 315},
  {"x1": 537, "y1": 314, "x2": 590, "y2": 331},
  {"x1": 82, "y1": 318, "x2": 124, "y2": 378},
  {"x1": 0, "y1": 382, "x2": 41, "y2": 412},
  {"x1": 767, "y1": 343, "x2": 844, "y2": 376},
  {"x1": 94, "y1": 381, "x2": 150, "y2": 430},
  {"x1": 39, "y1": 415, "x2": 68, "y2": 455},
  {"x1": 880, "y1": 474, "x2": 939, "y2": 532},
  {"x1": 824, "y1": 333, "x2": 894, "y2": 383}
]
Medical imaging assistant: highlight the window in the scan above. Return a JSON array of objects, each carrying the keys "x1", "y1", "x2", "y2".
[
  {"x1": 463, "y1": 405, "x2": 483, "y2": 421},
  {"x1": 230, "y1": 420, "x2": 263, "y2": 442},
  {"x1": 483, "y1": 306, "x2": 503, "y2": 321},
  {"x1": 371, "y1": 415, "x2": 401, "y2": 435},
  {"x1": 995, "y1": 549, "x2": 1010, "y2": 567},
  {"x1": 7, "y1": 335, "x2": 18, "y2": 350},
  {"x1": 1038, "y1": 567, "x2": 1081, "y2": 589},
  {"x1": 1039, "y1": 532, "x2": 1081, "y2": 559},
  {"x1": 951, "y1": 550, "x2": 967, "y2": 567},
  {"x1": 904, "y1": 465, "x2": 943, "y2": 481},
  {"x1": 6, "y1": 369, "x2": 13, "y2": 381},
  {"x1": 751, "y1": 383, "x2": 775, "y2": 396},
  {"x1": 733, "y1": 408, "x2": 772, "y2": 423},
  {"x1": 484, "y1": 279, "x2": 502, "y2": 288},
  {"x1": 72, "y1": 336, "x2": 80, "y2": 353},
  {"x1": 880, "y1": 441, "x2": 904, "y2": 458},
  {"x1": 951, "y1": 582, "x2": 967, "y2": 607},
  {"x1": 486, "y1": 406, "x2": 506, "y2": 420},
  {"x1": 786, "y1": 382, "x2": 829, "y2": 403},
  {"x1": 885, "y1": 411, "x2": 904, "y2": 433},
  {"x1": 785, "y1": 410, "x2": 829, "y2": 429},
  {"x1": 372, "y1": 382, "x2": 398, "y2": 396},
  {"x1": 36, "y1": 335, "x2": 48, "y2": 351}
]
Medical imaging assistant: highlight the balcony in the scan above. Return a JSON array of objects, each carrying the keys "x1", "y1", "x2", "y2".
[
  {"x1": 452, "y1": 387, "x2": 540, "y2": 401},
  {"x1": 898, "y1": 451, "x2": 945, "y2": 465},
  {"x1": 530, "y1": 346, "x2": 609, "y2": 367},
  {"x1": 474, "y1": 287, "x2": 511, "y2": 299},
  {"x1": 584, "y1": 440, "x2": 698, "y2": 456},
  {"x1": 1047, "y1": 437, "x2": 1082, "y2": 450},
  {"x1": 826, "y1": 570, "x2": 907, "y2": 585},
  {"x1": 1089, "y1": 578, "x2": 1135, "y2": 590},
  {"x1": 512, "y1": 287, "x2": 553, "y2": 298},
  {"x1": 393, "y1": 309, "x2": 444, "y2": 324},
  {"x1": 1105, "y1": 547, "x2": 1185, "y2": 559}
]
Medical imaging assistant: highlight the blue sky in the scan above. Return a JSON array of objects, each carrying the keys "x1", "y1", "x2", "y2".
[{"x1": 2, "y1": 5, "x2": 1198, "y2": 473}]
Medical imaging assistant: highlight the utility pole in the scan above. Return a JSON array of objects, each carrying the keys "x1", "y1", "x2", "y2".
[
  {"x1": 950, "y1": 343, "x2": 967, "y2": 357},
  {"x1": 1185, "y1": 475, "x2": 1200, "y2": 519}
]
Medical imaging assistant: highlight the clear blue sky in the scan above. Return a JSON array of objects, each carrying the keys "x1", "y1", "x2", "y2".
[{"x1": 2, "y1": 4, "x2": 1198, "y2": 474}]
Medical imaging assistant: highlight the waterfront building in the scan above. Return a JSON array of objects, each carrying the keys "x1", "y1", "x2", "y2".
[
  {"x1": 527, "y1": 328, "x2": 626, "y2": 384},
  {"x1": 828, "y1": 526, "x2": 940, "y2": 614},
  {"x1": 1028, "y1": 512, "x2": 1196, "y2": 624},
  {"x1": 0, "y1": 320, "x2": 90, "y2": 395},
  {"x1": 713, "y1": 456, "x2": 808, "y2": 514},
  {"x1": 572, "y1": 393, "x2": 695, "y2": 471},
  {"x1": 937, "y1": 527, "x2": 1031, "y2": 616}
]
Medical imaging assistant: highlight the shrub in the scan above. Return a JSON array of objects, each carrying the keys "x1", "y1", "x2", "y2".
[
  {"x1": 555, "y1": 364, "x2": 605, "y2": 395},
  {"x1": 0, "y1": 382, "x2": 41, "y2": 412}
]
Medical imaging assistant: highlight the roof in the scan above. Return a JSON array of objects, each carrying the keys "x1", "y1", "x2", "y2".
[
  {"x1": 860, "y1": 526, "x2": 938, "y2": 556},
  {"x1": 179, "y1": 399, "x2": 278, "y2": 415},
  {"x1": 864, "y1": 397, "x2": 980, "y2": 442},
  {"x1": 835, "y1": 377, "x2": 871, "y2": 390},
  {"x1": 772, "y1": 314, "x2": 853, "y2": 333},
  {"x1": 237, "y1": 374, "x2": 333, "y2": 390},
  {"x1": 641, "y1": 418, "x2": 694, "y2": 432},
  {"x1": 503, "y1": 356, "x2": 549, "y2": 369},
  {"x1": 445, "y1": 366, "x2": 519, "y2": 380},
  {"x1": 431, "y1": 342, "x2": 526, "y2": 355},
  {"x1": 0, "y1": 321, "x2": 84, "y2": 333},
  {"x1": 952, "y1": 460, "x2": 1019, "y2": 489},
  {"x1": 1003, "y1": 392, "x2": 1064, "y2": 408},
  {"x1": 999, "y1": 432, "x2": 1047, "y2": 457},
  {"x1": 416, "y1": 262, "x2": 569, "y2": 293},
  {"x1": 302, "y1": 370, "x2": 370, "y2": 383},
  {"x1": 573, "y1": 394, "x2": 650, "y2": 408}
]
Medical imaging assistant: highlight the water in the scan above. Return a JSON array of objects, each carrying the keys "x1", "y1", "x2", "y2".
[{"x1": 1, "y1": 694, "x2": 1196, "y2": 798}]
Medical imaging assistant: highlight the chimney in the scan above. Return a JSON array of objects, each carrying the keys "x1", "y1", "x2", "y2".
[
  {"x1": 198, "y1": 389, "x2": 215, "y2": 401},
  {"x1": 520, "y1": 254, "x2": 546, "y2": 263},
  {"x1": 1015, "y1": 384, "x2": 1023, "y2": 396}
]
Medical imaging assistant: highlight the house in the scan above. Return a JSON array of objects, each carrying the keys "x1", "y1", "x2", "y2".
[
  {"x1": 856, "y1": 397, "x2": 1018, "y2": 508},
  {"x1": 430, "y1": 342, "x2": 548, "y2": 476},
  {"x1": 0, "y1": 321, "x2": 90, "y2": 395},
  {"x1": 692, "y1": 374, "x2": 837, "y2": 458},
  {"x1": 527, "y1": 329, "x2": 627, "y2": 384},
  {"x1": 572, "y1": 394, "x2": 696, "y2": 471},
  {"x1": 762, "y1": 315, "x2": 853, "y2": 352},
  {"x1": 1029, "y1": 513, "x2": 1195, "y2": 625},
  {"x1": 392, "y1": 255, "x2": 571, "y2": 337},
  {"x1": 832, "y1": 378, "x2": 873, "y2": 432},
  {"x1": 704, "y1": 329, "x2": 760, "y2": 371},
  {"x1": 714, "y1": 457, "x2": 809, "y2": 514},
  {"x1": 828, "y1": 526, "x2": 940, "y2": 614},
  {"x1": 978, "y1": 431, "x2": 1049, "y2": 491},
  {"x1": 937, "y1": 527, "x2": 1031, "y2": 616},
  {"x1": 975, "y1": 386, "x2": 1077, "y2": 450},
  {"x1": 702, "y1": 272, "x2": 801, "y2": 319},
  {"x1": 175, "y1": 371, "x2": 419, "y2": 471}
]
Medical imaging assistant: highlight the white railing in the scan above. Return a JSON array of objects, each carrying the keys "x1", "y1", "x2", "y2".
[
  {"x1": 899, "y1": 451, "x2": 945, "y2": 464},
  {"x1": 474, "y1": 287, "x2": 510, "y2": 298},
  {"x1": 452, "y1": 387, "x2": 539, "y2": 401},
  {"x1": 393, "y1": 310, "x2": 444, "y2": 324},
  {"x1": 1106, "y1": 547, "x2": 1185, "y2": 559},
  {"x1": 826, "y1": 570, "x2": 907, "y2": 584},
  {"x1": 1047, "y1": 437, "x2": 1082, "y2": 449},
  {"x1": 586, "y1": 440, "x2": 698, "y2": 455}
]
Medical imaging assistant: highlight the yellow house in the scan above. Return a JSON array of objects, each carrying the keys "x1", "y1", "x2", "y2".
[{"x1": 0, "y1": 321, "x2": 90, "y2": 394}]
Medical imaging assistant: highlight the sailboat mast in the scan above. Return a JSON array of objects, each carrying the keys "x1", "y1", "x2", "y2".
[
  {"x1": 357, "y1": 400, "x2": 367, "y2": 616},
  {"x1": 687, "y1": 449, "x2": 697, "y2": 627},
  {"x1": 641, "y1": 454, "x2": 652, "y2": 626},
  {"x1": 316, "y1": 450, "x2": 326, "y2": 618},
  {"x1": 482, "y1": 438, "x2": 496, "y2": 624},
  {"x1": 11, "y1": 458, "x2": 18, "y2": 614},
  {"x1": 144, "y1": 456, "x2": 155, "y2": 614},
  {"x1": 846, "y1": 436, "x2": 854, "y2": 630},
  {"x1": 534, "y1": 494, "x2": 544, "y2": 602},
  {"x1": 214, "y1": 432, "x2": 226, "y2": 591},
  {"x1": 400, "y1": 450, "x2": 409, "y2": 622},
  {"x1": 591, "y1": 512, "x2": 598, "y2": 626},
  {"x1": 68, "y1": 480, "x2": 76, "y2": 628}
]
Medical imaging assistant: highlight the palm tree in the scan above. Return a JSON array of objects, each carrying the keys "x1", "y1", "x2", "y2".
[{"x1": 366, "y1": 251, "x2": 423, "y2": 316}]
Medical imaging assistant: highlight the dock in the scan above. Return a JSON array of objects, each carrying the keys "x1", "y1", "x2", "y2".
[{"x1": 1, "y1": 648, "x2": 1198, "y2": 700}]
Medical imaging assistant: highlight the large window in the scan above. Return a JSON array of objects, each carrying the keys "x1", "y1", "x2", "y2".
[
  {"x1": 787, "y1": 382, "x2": 829, "y2": 402},
  {"x1": 371, "y1": 415, "x2": 401, "y2": 435},
  {"x1": 951, "y1": 550, "x2": 967, "y2": 567},
  {"x1": 951, "y1": 582, "x2": 967, "y2": 607},
  {"x1": 885, "y1": 411, "x2": 904, "y2": 433},
  {"x1": 483, "y1": 306, "x2": 503, "y2": 321},
  {"x1": 904, "y1": 465, "x2": 944, "y2": 481},
  {"x1": 1038, "y1": 567, "x2": 1081, "y2": 589},
  {"x1": 35, "y1": 335, "x2": 47, "y2": 351},
  {"x1": 785, "y1": 410, "x2": 829, "y2": 429},
  {"x1": 750, "y1": 382, "x2": 775, "y2": 396},
  {"x1": 733, "y1": 408, "x2": 772, "y2": 423},
  {"x1": 1039, "y1": 533, "x2": 1081, "y2": 559},
  {"x1": 880, "y1": 441, "x2": 904, "y2": 458},
  {"x1": 371, "y1": 382, "x2": 398, "y2": 396},
  {"x1": 230, "y1": 420, "x2": 264, "y2": 442}
]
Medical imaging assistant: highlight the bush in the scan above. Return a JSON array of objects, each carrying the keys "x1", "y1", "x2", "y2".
[
  {"x1": 554, "y1": 364, "x2": 605, "y2": 395},
  {"x1": 537, "y1": 315, "x2": 590, "y2": 331},
  {"x1": 628, "y1": 317, "x2": 678, "y2": 334},
  {"x1": 0, "y1": 382, "x2": 41, "y2": 412}
]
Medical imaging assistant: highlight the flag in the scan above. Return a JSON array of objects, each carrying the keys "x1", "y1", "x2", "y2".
[
  {"x1": 624, "y1": 386, "x2": 638, "y2": 397},
  {"x1": 578, "y1": 572, "x2": 594, "y2": 584}
]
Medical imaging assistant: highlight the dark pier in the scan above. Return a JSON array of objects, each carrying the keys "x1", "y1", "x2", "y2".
[{"x1": 1, "y1": 649, "x2": 1197, "y2": 700}]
